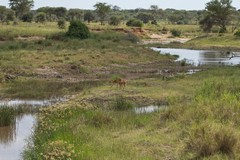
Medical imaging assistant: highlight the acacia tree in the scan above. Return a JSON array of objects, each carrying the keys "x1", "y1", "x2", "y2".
[
  {"x1": 94, "y1": 2, "x2": 111, "y2": 25},
  {"x1": 84, "y1": 12, "x2": 95, "y2": 23},
  {"x1": 200, "y1": 0, "x2": 234, "y2": 33},
  {"x1": 9, "y1": 0, "x2": 34, "y2": 19}
]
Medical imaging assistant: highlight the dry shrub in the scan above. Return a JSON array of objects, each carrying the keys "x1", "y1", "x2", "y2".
[{"x1": 185, "y1": 123, "x2": 238, "y2": 158}]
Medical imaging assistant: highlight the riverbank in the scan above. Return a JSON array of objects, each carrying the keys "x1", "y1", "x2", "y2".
[
  {"x1": 145, "y1": 34, "x2": 240, "y2": 51},
  {"x1": 23, "y1": 66, "x2": 240, "y2": 159},
  {"x1": 1, "y1": 23, "x2": 240, "y2": 159}
]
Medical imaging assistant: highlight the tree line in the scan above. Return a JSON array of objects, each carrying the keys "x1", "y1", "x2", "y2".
[{"x1": 0, "y1": 0, "x2": 240, "y2": 33}]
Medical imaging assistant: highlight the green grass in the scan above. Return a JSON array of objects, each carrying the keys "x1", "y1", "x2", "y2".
[
  {"x1": 0, "y1": 106, "x2": 15, "y2": 127},
  {"x1": 23, "y1": 67, "x2": 240, "y2": 159},
  {"x1": 2, "y1": 22, "x2": 240, "y2": 159},
  {"x1": 0, "y1": 22, "x2": 65, "y2": 40}
]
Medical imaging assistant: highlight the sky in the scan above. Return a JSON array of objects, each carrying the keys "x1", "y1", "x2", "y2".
[{"x1": 0, "y1": 0, "x2": 240, "y2": 10}]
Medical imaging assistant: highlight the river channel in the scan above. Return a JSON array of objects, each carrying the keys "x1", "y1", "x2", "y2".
[{"x1": 153, "y1": 48, "x2": 240, "y2": 66}]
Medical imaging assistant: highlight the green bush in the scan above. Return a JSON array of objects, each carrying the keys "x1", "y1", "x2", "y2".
[
  {"x1": 57, "y1": 19, "x2": 66, "y2": 29},
  {"x1": 35, "y1": 12, "x2": 46, "y2": 23},
  {"x1": 66, "y1": 20, "x2": 90, "y2": 39},
  {"x1": 109, "y1": 16, "x2": 121, "y2": 26},
  {"x1": 170, "y1": 29, "x2": 181, "y2": 37},
  {"x1": 234, "y1": 30, "x2": 240, "y2": 37},
  {"x1": 126, "y1": 19, "x2": 143, "y2": 27}
]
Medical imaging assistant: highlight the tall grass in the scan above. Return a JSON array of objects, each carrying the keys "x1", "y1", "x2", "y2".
[
  {"x1": 112, "y1": 96, "x2": 134, "y2": 111},
  {"x1": 0, "y1": 106, "x2": 15, "y2": 127}
]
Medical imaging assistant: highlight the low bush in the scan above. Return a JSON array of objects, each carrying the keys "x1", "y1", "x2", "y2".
[
  {"x1": 170, "y1": 29, "x2": 181, "y2": 37},
  {"x1": 126, "y1": 19, "x2": 143, "y2": 27},
  {"x1": 66, "y1": 20, "x2": 90, "y2": 39},
  {"x1": 125, "y1": 32, "x2": 140, "y2": 43},
  {"x1": 234, "y1": 30, "x2": 240, "y2": 37},
  {"x1": 57, "y1": 19, "x2": 66, "y2": 29}
]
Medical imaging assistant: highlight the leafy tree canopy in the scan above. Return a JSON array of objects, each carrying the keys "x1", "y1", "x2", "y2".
[{"x1": 9, "y1": 0, "x2": 33, "y2": 18}]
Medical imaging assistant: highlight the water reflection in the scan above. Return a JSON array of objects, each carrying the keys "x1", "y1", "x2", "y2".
[
  {"x1": 0, "y1": 114, "x2": 35, "y2": 160},
  {"x1": 0, "y1": 98, "x2": 64, "y2": 107},
  {"x1": 0, "y1": 125, "x2": 16, "y2": 145},
  {"x1": 153, "y1": 48, "x2": 240, "y2": 66},
  {"x1": 134, "y1": 105, "x2": 166, "y2": 114}
]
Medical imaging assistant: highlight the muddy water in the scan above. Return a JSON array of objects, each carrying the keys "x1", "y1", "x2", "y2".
[{"x1": 153, "y1": 48, "x2": 240, "y2": 66}]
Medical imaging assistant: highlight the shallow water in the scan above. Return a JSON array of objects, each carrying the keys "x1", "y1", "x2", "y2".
[
  {"x1": 0, "y1": 114, "x2": 35, "y2": 160},
  {"x1": 0, "y1": 99, "x2": 64, "y2": 107},
  {"x1": 134, "y1": 105, "x2": 166, "y2": 114},
  {"x1": 0, "y1": 99, "x2": 63, "y2": 160},
  {"x1": 153, "y1": 48, "x2": 240, "y2": 66}
]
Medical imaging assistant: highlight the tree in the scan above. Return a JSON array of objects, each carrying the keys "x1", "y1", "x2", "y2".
[
  {"x1": 200, "y1": 0, "x2": 234, "y2": 33},
  {"x1": 112, "y1": 5, "x2": 121, "y2": 12},
  {"x1": 35, "y1": 12, "x2": 46, "y2": 23},
  {"x1": 109, "y1": 16, "x2": 121, "y2": 26},
  {"x1": 0, "y1": 6, "x2": 15, "y2": 23},
  {"x1": 21, "y1": 12, "x2": 33, "y2": 22},
  {"x1": 84, "y1": 11, "x2": 95, "y2": 23},
  {"x1": 54, "y1": 7, "x2": 67, "y2": 20},
  {"x1": 0, "y1": 6, "x2": 7, "y2": 22},
  {"x1": 9, "y1": 0, "x2": 34, "y2": 19},
  {"x1": 94, "y1": 2, "x2": 111, "y2": 25},
  {"x1": 67, "y1": 9, "x2": 83, "y2": 21},
  {"x1": 150, "y1": 5, "x2": 159, "y2": 20},
  {"x1": 136, "y1": 13, "x2": 154, "y2": 24}
]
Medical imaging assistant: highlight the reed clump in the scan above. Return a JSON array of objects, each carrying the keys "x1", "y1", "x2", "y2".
[{"x1": 0, "y1": 106, "x2": 15, "y2": 127}]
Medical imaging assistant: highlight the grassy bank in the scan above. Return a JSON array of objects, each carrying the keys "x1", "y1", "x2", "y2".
[{"x1": 23, "y1": 67, "x2": 240, "y2": 159}]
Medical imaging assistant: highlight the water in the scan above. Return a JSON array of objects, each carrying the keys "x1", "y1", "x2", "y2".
[
  {"x1": 134, "y1": 105, "x2": 166, "y2": 114},
  {"x1": 152, "y1": 48, "x2": 240, "y2": 66},
  {"x1": 0, "y1": 99, "x2": 64, "y2": 107},
  {"x1": 0, "y1": 99, "x2": 63, "y2": 160},
  {"x1": 0, "y1": 114, "x2": 35, "y2": 160}
]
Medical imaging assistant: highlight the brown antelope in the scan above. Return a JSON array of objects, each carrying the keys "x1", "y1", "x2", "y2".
[{"x1": 110, "y1": 78, "x2": 126, "y2": 89}]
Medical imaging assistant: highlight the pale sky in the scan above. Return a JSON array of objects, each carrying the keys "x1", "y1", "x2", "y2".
[{"x1": 0, "y1": 0, "x2": 240, "y2": 10}]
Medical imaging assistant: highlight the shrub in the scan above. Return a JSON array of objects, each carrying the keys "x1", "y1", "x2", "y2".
[
  {"x1": 57, "y1": 19, "x2": 66, "y2": 29},
  {"x1": 126, "y1": 19, "x2": 143, "y2": 27},
  {"x1": 170, "y1": 29, "x2": 181, "y2": 37},
  {"x1": 35, "y1": 12, "x2": 46, "y2": 23},
  {"x1": 234, "y1": 30, "x2": 240, "y2": 37},
  {"x1": 185, "y1": 123, "x2": 238, "y2": 158},
  {"x1": 66, "y1": 20, "x2": 90, "y2": 39},
  {"x1": 151, "y1": 20, "x2": 158, "y2": 25},
  {"x1": 109, "y1": 16, "x2": 121, "y2": 26},
  {"x1": 161, "y1": 27, "x2": 169, "y2": 34},
  {"x1": 22, "y1": 12, "x2": 34, "y2": 22},
  {"x1": 125, "y1": 32, "x2": 140, "y2": 43}
]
